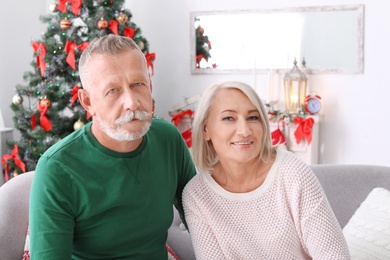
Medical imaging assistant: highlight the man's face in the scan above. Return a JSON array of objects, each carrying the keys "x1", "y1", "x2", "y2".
[{"x1": 84, "y1": 49, "x2": 153, "y2": 142}]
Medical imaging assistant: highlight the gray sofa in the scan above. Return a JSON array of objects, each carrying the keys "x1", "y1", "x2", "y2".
[{"x1": 1, "y1": 164, "x2": 390, "y2": 260}]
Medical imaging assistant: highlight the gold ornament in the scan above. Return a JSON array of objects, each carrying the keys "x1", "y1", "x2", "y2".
[
  {"x1": 137, "y1": 41, "x2": 145, "y2": 50},
  {"x1": 60, "y1": 18, "x2": 72, "y2": 30},
  {"x1": 73, "y1": 119, "x2": 85, "y2": 130},
  {"x1": 116, "y1": 12, "x2": 128, "y2": 24},
  {"x1": 12, "y1": 94, "x2": 23, "y2": 105},
  {"x1": 12, "y1": 169, "x2": 19, "y2": 178},
  {"x1": 97, "y1": 17, "x2": 108, "y2": 29},
  {"x1": 197, "y1": 26, "x2": 204, "y2": 35}
]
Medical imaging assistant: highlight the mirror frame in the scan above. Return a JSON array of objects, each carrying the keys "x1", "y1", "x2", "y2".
[{"x1": 190, "y1": 5, "x2": 364, "y2": 75}]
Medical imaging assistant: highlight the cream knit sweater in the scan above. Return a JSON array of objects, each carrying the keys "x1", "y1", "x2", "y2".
[{"x1": 183, "y1": 148, "x2": 350, "y2": 259}]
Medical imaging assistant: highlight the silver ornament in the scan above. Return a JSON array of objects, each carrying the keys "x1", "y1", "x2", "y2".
[
  {"x1": 12, "y1": 94, "x2": 23, "y2": 105},
  {"x1": 49, "y1": 2, "x2": 57, "y2": 12}
]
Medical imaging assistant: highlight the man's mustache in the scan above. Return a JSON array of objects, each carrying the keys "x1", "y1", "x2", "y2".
[{"x1": 115, "y1": 110, "x2": 151, "y2": 125}]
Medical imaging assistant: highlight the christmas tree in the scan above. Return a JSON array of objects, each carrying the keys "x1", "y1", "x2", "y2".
[
  {"x1": 195, "y1": 25, "x2": 212, "y2": 68},
  {"x1": 4, "y1": 0, "x2": 155, "y2": 179}
]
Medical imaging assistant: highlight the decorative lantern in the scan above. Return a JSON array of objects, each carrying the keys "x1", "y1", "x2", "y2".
[{"x1": 283, "y1": 59, "x2": 307, "y2": 114}]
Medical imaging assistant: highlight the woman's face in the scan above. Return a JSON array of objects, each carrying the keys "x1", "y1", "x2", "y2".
[{"x1": 204, "y1": 88, "x2": 263, "y2": 165}]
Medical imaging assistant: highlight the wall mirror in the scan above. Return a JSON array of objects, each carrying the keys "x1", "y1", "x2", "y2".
[{"x1": 190, "y1": 5, "x2": 364, "y2": 74}]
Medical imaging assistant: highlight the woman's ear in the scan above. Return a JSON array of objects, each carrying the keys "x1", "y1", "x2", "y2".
[
  {"x1": 78, "y1": 89, "x2": 95, "y2": 116},
  {"x1": 203, "y1": 126, "x2": 210, "y2": 141}
]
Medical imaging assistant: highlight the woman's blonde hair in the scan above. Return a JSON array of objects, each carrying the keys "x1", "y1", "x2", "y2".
[{"x1": 192, "y1": 81, "x2": 276, "y2": 173}]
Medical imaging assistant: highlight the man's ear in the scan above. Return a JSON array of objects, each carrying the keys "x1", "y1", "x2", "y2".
[
  {"x1": 78, "y1": 89, "x2": 95, "y2": 116},
  {"x1": 149, "y1": 77, "x2": 153, "y2": 93}
]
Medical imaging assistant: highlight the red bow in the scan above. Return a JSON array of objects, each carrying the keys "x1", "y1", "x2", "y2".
[
  {"x1": 145, "y1": 52, "x2": 156, "y2": 76},
  {"x1": 181, "y1": 128, "x2": 192, "y2": 148},
  {"x1": 32, "y1": 42, "x2": 47, "y2": 77},
  {"x1": 271, "y1": 128, "x2": 286, "y2": 146},
  {"x1": 1, "y1": 145, "x2": 26, "y2": 182},
  {"x1": 124, "y1": 27, "x2": 135, "y2": 39},
  {"x1": 294, "y1": 117, "x2": 314, "y2": 145},
  {"x1": 70, "y1": 85, "x2": 80, "y2": 106},
  {"x1": 57, "y1": 0, "x2": 82, "y2": 16},
  {"x1": 171, "y1": 110, "x2": 193, "y2": 126},
  {"x1": 37, "y1": 101, "x2": 52, "y2": 132},
  {"x1": 109, "y1": 20, "x2": 119, "y2": 35},
  {"x1": 64, "y1": 41, "x2": 90, "y2": 70}
]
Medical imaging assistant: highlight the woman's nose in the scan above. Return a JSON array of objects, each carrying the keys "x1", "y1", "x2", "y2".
[{"x1": 236, "y1": 119, "x2": 252, "y2": 137}]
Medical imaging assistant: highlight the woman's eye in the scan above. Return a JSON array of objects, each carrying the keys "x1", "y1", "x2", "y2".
[
  {"x1": 222, "y1": 116, "x2": 234, "y2": 121},
  {"x1": 248, "y1": 116, "x2": 259, "y2": 121}
]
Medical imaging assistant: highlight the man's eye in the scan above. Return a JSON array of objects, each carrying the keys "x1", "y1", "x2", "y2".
[
  {"x1": 133, "y1": 82, "x2": 143, "y2": 87},
  {"x1": 108, "y1": 88, "x2": 117, "y2": 94}
]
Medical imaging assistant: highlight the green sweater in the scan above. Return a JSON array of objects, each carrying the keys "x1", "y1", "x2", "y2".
[{"x1": 29, "y1": 119, "x2": 196, "y2": 259}]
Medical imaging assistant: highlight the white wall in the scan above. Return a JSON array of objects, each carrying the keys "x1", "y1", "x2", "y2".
[
  {"x1": 0, "y1": 1, "x2": 46, "y2": 131},
  {"x1": 1, "y1": 0, "x2": 389, "y2": 167},
  {"x1": 126, "y1": 0, "x2": 390, "y2": 166}
]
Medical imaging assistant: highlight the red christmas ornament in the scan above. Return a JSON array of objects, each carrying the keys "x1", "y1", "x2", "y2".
[
  {"x1": 97, "y1": 17, "x2": 108, "y2": 29},
  {"x1": 60, "y1": 18, "x2": 72, "y2": 30},
  {"x1": 40, "y1": 97, "x2": 51, "y2": 108}
]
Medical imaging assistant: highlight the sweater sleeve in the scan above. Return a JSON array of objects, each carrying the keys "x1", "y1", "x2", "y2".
[
  {"x1": 182, "y1": 180, "x2": 227, "y2": 260},
  {"x1": 29, "y1": 157, "x2": 76, "y2": 259},
  {"x1": 292, "y1": 162, "x2": 350, "y2": 259},
  {"x1": 171, "y1": 125, "x2": 197, "y2": 227}
]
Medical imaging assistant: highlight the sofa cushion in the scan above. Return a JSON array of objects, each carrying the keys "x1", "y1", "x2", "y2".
[{"x1": 343, "y1": 187, "x2": 390, "y2": 259}]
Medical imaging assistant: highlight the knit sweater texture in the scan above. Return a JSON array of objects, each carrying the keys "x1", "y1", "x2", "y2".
[
  {"x1": 183, "y1": 148, "x2": 350, "y2": 259},
  {"x1": 29, "y1": 119, "x2": 196, "y2": 259}
]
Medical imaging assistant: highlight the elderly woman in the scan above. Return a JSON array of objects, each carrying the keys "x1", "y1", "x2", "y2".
[{"x1": 182, "y1": 81, "x2": 349, "y2": 259}]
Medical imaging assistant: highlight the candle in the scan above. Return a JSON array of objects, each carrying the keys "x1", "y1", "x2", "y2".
[
  {"x1": 268, "y1": 69, "x2": 274, "y2": 103},
  {"x1": 253, "y1": 54, "x2": 257, "y2": 90}
]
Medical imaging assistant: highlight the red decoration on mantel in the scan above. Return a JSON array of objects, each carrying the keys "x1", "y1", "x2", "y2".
[
  {"x1": 294, "y1": 117, "x2": 314, "y2": 145},
  {"x1": 171, "y1": 110, "x2": 193, "y2": 127},
  {"x1": 171, "y1": 109, "x2": 194, "y2": 148},
  {"x1": 271, "y1": 128, "x2": 286, "y2": 146}
]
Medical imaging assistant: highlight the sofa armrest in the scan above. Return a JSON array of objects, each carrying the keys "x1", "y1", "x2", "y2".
[{"x1": 311, "y1": 164, "x2": 390, "y2": 228}]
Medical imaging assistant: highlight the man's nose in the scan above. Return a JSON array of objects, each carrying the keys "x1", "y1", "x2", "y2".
[{"x1": 123, "y1": 89, "x2": 140, "y2": 111}]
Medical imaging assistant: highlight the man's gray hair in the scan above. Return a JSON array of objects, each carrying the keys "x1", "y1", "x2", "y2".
[{"x1": 79, "y1": 34, "x2": 143, "y2": 90}]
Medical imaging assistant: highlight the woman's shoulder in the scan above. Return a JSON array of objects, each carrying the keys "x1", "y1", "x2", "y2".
[
  {"x1": 274, "y1": 147, "x2": 314, "y2": 181},
  {"x1": 184, "y1": 172, "x2": 204, "y2": 187}
]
